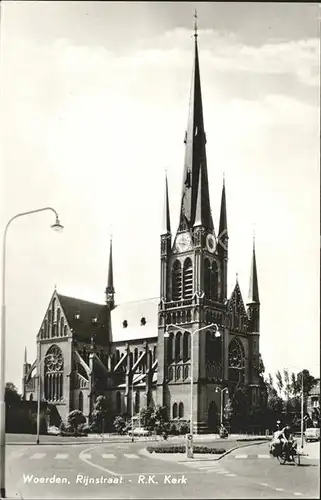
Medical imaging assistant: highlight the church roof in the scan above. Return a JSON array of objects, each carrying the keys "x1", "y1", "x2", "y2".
[
  {"x1": 58, "y1": 294, "x2": 109, "y2": 342},
  {"x1": 111, "y1": 297, "x2": 159, "y2": 342}
]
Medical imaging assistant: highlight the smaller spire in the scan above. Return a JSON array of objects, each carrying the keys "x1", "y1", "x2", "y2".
[
  {"x1": 194, "y1": 9, "x2": 198, "y2": 39},
  {"x1": 218, "y1": 175, "x2": 228, "y2": 252},
  {"x1": 248, "y1": 238, "x2": 260, "y2": 304},
  {"x1": 193, "y1": 164, "x2": 203, "y2": 227},
  {"x1": 24, "y1": 346, "x2": 27, "y2": 363},
  {"x1": 105, "y1": 237, "x2": 115, "y2": 308},
  {"x1": 236, "y1": 272, "x2": 239, "y2": 283},
  {"x1": 161, "y1": 172, "x2": 171, "y2": 235}
]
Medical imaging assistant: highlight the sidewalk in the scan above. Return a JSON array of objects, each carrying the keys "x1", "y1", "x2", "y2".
[
  {"x1": 301, "y1": 441, "x2": 320, "y2": 460},
  {"x1": 6, "y1": 432, "x2": 271, "y2": 446}
]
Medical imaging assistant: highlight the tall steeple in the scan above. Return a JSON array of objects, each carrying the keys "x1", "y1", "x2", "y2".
[
  {"x1": 247, "y1": 237, "x2": 260, "y2": 304},
  {"x1": 105, "y1": 237, "x2": 115, "y2": 309},
  {"x1": 161, "y1": 172, "x2": 171, "y2": 236},
  {"x1": 24, "y1": 346, "x2": 27, "y2": 363},
  {"x1": 218, "y1": 175, "x2": 228, "y2": 252},
  {"x1": 178, "y1": 14, "x2": 213, "y2": 232}
]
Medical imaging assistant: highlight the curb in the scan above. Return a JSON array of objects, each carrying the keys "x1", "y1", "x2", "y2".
[{"x1": 139, "y1": 439, "x2": 269, "y2": 463}]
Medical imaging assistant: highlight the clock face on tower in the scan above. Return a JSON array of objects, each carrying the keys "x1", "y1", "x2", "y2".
[
  {"x1": 206, "y1": 233, "x2": 216, "y2": 253},
  {"x1": 175, "y1": 232, "x2": 191, "y2": 252}
]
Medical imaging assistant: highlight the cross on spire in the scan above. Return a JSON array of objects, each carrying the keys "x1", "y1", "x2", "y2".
[{"x1": 194, "y1": 9, "x2": 198, "y2": 39}]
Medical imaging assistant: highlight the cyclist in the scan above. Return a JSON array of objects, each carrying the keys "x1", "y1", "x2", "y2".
[{"x1": 278, "y1": 425, "x2": 295, "y2": 457}]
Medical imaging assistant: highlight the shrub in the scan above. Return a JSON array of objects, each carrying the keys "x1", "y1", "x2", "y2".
[
  {"x1": 67, "y1": 410, "x2": 86, "y2": 432},
  {"x1": 147, "y1": 444, "x2": 226, "y2": 454},
  {"x1": 113, "y1": 416, "x2": 127, "y2": 434}
]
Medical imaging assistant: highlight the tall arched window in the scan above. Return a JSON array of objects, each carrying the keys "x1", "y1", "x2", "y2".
[
  {"x1": 228, "y1": 337, "x2": 245, "y2": 385},
  {"x1": 64, "y1": 325, "x2": 67, "y2": 336},
  {"x1": 57, "y1": 308, "x2": 61, "y2": 336},
  {"x1": 153, "y1": 346, "x2": 157, "y2": 363},
  {"x1": 183, "y1": 258, "x2": 193, "y2": 299},
  {"x1": 183, "y1": 332, "x2": 190, "y2": 362},
  {"x1": 172, "y1": 402, "x2": 178, "y2": 419},
  {"x1": 134, "y1": 348, "x2": 138, "y2": 363},
  {"x1": 51, "y1": 299, "x2": 55, "y2": 324},
  {"x1": 60, "y1": 317, "x2": 64, "y2": 337},
  {"x1": 167, "y1": 333, "x2": 174, "y2": 363},
  {"x1": 116, "y1": 350, "x2": 120, "y2": 364},
  {"x1": 44, "y1": 345, "x2": 64, "y2": 401},
  {"x1": 135, "y1": 391, "x2": 140, "y2": 414},
  {"x1": 210, "y1": 261, "x2": 219, "y2": 300},
  {"x1": 172, "y1": 260, "x2": 182, "y2": 301},
  {"x1": 29, "y1": 394, "x2": 34, "y2": 402},
  {"x1": 78, "y1": 391, "x2": 83, "y2": 412},
  {"x1": 116, "y1": 392, "x2": 121, "y2": 414},
  {"x1": 178, "y1": 402, "x2": 184, "y2": 418},
  {"x1": 44, "y1": 320, "x2": 48, "y2": 339},
  {"x1": 175, "y1": 332, "x2": 182, "y2": 362},
  {"x1": 204, "y1": 258, "x2": 211, "y2": 297}
]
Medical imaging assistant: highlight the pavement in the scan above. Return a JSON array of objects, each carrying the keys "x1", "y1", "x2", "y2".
[{"x1": 3, "y1": 437, "x2": 319, "y2": 499}]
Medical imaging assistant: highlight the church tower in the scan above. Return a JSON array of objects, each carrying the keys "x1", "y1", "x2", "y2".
[
  {"x1": 105, "y1": 237, "x2": 115, "y2": 310},
  {"x1": 157, "y1": 19, "x2": 227, "y2": 433}
]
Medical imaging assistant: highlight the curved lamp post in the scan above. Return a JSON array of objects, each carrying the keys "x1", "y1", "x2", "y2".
[
  {"x1": 215, "y1": 387, "x2": 229, "y2": 426},
  {"x1": 0, "y1": 207, "x2": 63, "y2": 498},
  {"x1": 164, "y1": 322, "x2": 221, "y2": 458}
]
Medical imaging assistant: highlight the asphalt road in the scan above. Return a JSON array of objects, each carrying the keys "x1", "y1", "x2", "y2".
[{"x1": 5, "y1": 441, "x2": 319, "y2": 499}]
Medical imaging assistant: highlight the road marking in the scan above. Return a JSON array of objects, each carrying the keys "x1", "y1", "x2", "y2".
[
  {"x1": 225, "y1": 473, "x2": 236, "y2": 477},
  {"x1": 80, "y1": 453, "x2": 91, "y2": 459},
  {"x1": 30, "y1": 453, "x2": 46, "y2": 460},
  {"x1": 124, "y1": 453, "x2": 140, "y2": 459},
  {"x1": 258, "y1": 454, "x2": 270, "y2": 459},
  {"x1": 275, "y1": 488, "x2": 284, "y2": 492},
  {"x1": 102, "y1": 453, "x2": 116, "y2": 459},
  {"x1": 10, "y1": 451, "x2": 25, "y2": 459},
  {"x1": 78, "y1": 445, "x2": 117, "y2": 476},
  {"x1": 234, "y1": 454, "x2": 248, "y2": 459},
  {"x1": 54, "y1": 453, "x2": 69, "y2": 459},
  {"x1": 259, "y1": 483, "x2": 269, "y2": 487},
  {"x1": 293, "y1": 493, "x2": 303, "y2": 496}
]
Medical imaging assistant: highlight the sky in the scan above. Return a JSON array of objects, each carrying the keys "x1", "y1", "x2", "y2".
[{"x1": 0, "y1": 1, "x2": 320, "y2": 391}]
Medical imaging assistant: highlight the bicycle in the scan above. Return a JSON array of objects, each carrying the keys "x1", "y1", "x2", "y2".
[{"x1": 276, "y1": 443, "x2": 301, "y2": 466}]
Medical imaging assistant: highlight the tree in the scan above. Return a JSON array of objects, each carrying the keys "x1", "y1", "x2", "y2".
[
  {"x1": 67, "y1": 410, "x2": 86, "y2": 433},
  {"x1": 90, "y1": 395, "x2": 112, "y2": 432},
  {"x1": 139, "y1": 406, "x2": 156, "y2": 431},
  {"x1": 275, "y1": 370, "x2": 283, "y2": 397},
  {"x1": 5, "y1": 382, "x2": 21, "y2": 406}
]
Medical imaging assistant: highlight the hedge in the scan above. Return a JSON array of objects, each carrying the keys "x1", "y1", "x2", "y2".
[
  {"x1": 236, "y1": 437, "x2": 271, "y2": 442},
  {"x1": 147, "y1": 445, "x2": 226, "y2": 454}
]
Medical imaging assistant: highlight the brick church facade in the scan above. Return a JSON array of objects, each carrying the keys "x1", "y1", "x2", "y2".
[{"x1": 23, "y1": 28, "x2": 262, "y2": 433}]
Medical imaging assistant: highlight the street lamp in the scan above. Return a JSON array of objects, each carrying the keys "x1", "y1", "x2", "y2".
[
  {"x1": 215, "y1": 387, "x2": 229, "y2": 426},
  {"x1": 36, "y1": 354, "x2": 55, "y2": 445},
  {"x1": 165, "y1": 322, "x2": 221, "y2": 458},
  {"x1": 0, "y1": 207, "x2": 63, "y2": 499}
]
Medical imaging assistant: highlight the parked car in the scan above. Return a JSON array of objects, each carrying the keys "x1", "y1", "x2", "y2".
[
  {"x1": 128, "y1": 427, "x2": 151, "y2": 437},
  {"x1": 47, "y1": 425, "x2": 60, "y2": 436},
  {"x1": 305, "y1": 427, "x2": 320, "y2": 442}
]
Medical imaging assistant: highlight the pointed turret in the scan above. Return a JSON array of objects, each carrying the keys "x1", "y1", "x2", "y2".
[
  {"x1": 247, "y1": 238, "x2": 260, "y2": 304},
  {"x1": 105, "y1": 237, "x2": 115, "y2": 309},
  {"x1": 178, "y1": 23, "x2": 213, "y2": 232},
  {"x1": 24, "y1": 346, "x2": 27, "y2": 363},
  {"x1": 161, "y1": 173, "x2": 171, "y2": 236},
  {"x1": 218, "y1": 176, "x2": 228, "y2": 248}
]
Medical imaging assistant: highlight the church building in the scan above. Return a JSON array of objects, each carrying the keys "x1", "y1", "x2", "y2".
[{"x1": 23, "y1": 25, "x2": 261, "y2": 433}]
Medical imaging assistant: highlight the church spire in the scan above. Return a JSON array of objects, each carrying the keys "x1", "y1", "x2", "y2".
[
  {"x1": 105, "y1": 237, "x2": 115, "y2": 309},
  {"x1": 193, "y1": 163, "x2": 203, "y2": 227},
  {"x1": 178, "y1": 16, "x2": 213, "y2": 232},
  {"x1": 248, "y1": 237, "x2": 260, "y2": 304},
  {"x1": 218, "y1": 175, "x2": 228, "y2": 253},
  {"x1": 24, "y1": 346, "x2": 27, "y2": 363},
  {"x1": 161, "y1": 172, "x2": 171, "y2": 235}
]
